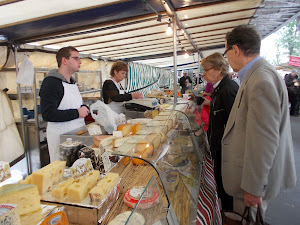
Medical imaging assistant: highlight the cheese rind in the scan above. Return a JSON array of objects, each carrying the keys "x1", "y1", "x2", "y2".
[
  {"x1": 67, "y1": 170, "x2": 100, "y2": 202},
  {"x1": 0, "y1": 184, "x2": 41, "y2": 216},
  {"x1": 31, "y1": 161, "x2": 66, "y2": 194},
  {"x1": 117, "y1": 123, "x2": 133, "y2": 136},
  {"x1": 131, "y1": 123, "x2": 141, "y2": 135}
]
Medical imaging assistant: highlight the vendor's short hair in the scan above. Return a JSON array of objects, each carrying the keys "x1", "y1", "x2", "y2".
[
  {"x1": 56, "y1": 46, "x2": 79, "y2": 67},
  {"x1": 110, "y1": 61, "x2": 128, "y2": 76},
  {"x1": 201, "y1": 52, "x2": 229, "y2": 77},
  {"x1": 226, "y1": 25, "x2": 261, "y2": 56}
]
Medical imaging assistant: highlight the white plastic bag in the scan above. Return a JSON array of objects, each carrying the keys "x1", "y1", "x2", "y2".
[{"x1": 90, "y1": 101, "x2": 125, "y2": 134}]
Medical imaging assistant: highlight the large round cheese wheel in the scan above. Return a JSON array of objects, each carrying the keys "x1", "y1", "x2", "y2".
[{"x1": 107, "y1": 211, "x2": 145, "y2": 225}]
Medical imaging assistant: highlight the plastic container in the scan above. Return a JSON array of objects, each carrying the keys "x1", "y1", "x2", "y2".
[{"x1": 59, "y1": 138, "x2": 82, "y2": 167}]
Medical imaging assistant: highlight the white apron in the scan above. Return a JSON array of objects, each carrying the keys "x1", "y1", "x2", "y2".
[
  {"x1": 47, "y1": 82, "x2": 85, "y2": 162},
  {"x1": 107, "y1": 78, "x2": 125, "y2": 114}
]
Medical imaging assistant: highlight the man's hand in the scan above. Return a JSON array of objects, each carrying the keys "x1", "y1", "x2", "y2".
[
  {"x1": 132, "y1": 92, "x2": 143, "y2": 99},
  {"x1": 244, "y1": 192, "x2": 262, "y2": 208},
  {"x1": 78, "y1": 106, "x2": 90, "y2": 118},
  {"x1": 202, "y1": 92, "x2": 212, "y2": 98},
  {"x1": 200, "y1": 97, "x2": 211, "y2": 107}
]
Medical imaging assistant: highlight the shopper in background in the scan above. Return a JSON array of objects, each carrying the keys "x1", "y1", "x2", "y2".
[
  {"x1": 40, "y1": 46, "x2": 89, "y2": 162},
  {"x1": 179, "y1": 71, "x2": 192, "y2": 94},
  {"x1": 222, "y1": 25, "x2": 296, "y2": 224},
  {"x1": 285, "y1": 69, "x2": 299, "y2": 116},
  {"x1": 193, "y1": 82, "x2": 213, "y2": 136},
  {"x1": 102, "y1": 61, "x2": 143, "y2": 114},
  {"x1": 201, "y1": 52, "x2": 239, "y2": 210}
]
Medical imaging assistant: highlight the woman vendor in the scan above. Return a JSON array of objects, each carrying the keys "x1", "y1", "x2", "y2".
[{"x1": 102, "y1": 61, "x2": 143, "y2": 114}]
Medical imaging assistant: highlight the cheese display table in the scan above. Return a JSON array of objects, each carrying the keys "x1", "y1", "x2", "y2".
[{"x1": 3, "y1": 99, "x2": 211, "y2": 225}]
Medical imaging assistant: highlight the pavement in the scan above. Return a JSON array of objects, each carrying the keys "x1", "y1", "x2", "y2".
[{"x1": 265, "y1": 115, "x2": 300, "y2": 225}]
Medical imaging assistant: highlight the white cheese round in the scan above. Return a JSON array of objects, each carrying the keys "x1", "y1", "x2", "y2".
[{"x1": 107, "y1": 211, "x2": 145, "y2": 225}]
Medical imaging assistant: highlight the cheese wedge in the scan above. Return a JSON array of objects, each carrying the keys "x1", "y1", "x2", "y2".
[
  {"x1": 117, "y1": 123, "x2": 133, "y2": 136},
  {"x1": 145, "y1": 134, "x2": 161, "y2": 149},
  {"x1": 67, "y1": 170, "x2": 100, "y2": 202},
  {"x1": 112, "y1": 136, "x2": 131, "y2": 148},
  {"x1": 89, "y1": 172, "x2": 120, "y2": 205},
  {"x1": 0, "y1": 204, "x2": 21, "y2": 225},
  {"x1": 18, "y1": 174, "x2": 32, "y2": 184},
  {"x1": 131, "y1": 123, "x2": 141, "y2": 135},
  {"x1": 93, "y1": 135, "x2": 112, "y2": 148},
  {"x1": 51, "y1": 177, "x2": 75, "y2": 200},
  {"x1": 31, "y1": 161, "x2": 66, "y2": 194},
  {"x1": 0, "y1": 184, "x2": 41, "y2": 216}
]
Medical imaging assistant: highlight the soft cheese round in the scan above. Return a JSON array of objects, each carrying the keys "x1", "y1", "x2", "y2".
[{"x1": 107, "y1": 211, "x2": 145, "y2": 225}]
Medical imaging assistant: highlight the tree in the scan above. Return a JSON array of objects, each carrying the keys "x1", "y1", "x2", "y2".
[{"x1": 277, "y1": 19, "x2": 300, "y2": 57}]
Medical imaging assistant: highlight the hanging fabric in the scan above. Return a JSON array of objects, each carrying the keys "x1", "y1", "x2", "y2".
[{"x1": 196, "y1": 147, "x2": 222, "y2": 225}]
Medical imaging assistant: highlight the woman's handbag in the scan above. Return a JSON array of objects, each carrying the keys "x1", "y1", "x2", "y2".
[
  {"x1": 222, "y1": 207, "x2": 249, "y2": 225},
  {"x1": 223, "y1": 205, "x2": 266, "y2": 225}
]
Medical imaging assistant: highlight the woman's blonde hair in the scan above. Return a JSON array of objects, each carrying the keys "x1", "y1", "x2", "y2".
[
  {"x1": 110, "y1": 61, "x2": 128, "y2": 76},
  {"x1": 201, "y1": 52, "x2": 229, "y2": 77}
]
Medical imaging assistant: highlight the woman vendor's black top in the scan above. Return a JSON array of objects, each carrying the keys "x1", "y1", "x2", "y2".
[{"x1": 102, "y1": 80, "x2": 132, "y2": 104}]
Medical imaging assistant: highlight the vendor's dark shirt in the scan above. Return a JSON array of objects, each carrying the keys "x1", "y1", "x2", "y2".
[
  {"x1": 102, "y1": 80, "x2": 132, "y2": 104},
  {"x1": 39, "y1": 76, "x2": 79, "y2": 122}
]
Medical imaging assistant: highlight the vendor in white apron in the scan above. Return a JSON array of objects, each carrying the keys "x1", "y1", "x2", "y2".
[
  {"x1": 40, "y1": 46, "x2": 90, "y2": 162},
  {"x1": 102, "y1": 61, "x2": 143, "y2": 114}
]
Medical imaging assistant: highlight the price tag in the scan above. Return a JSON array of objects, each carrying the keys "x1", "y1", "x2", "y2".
[{"x1": 101, "y1": 151, "x2": 112, "y2": 172}]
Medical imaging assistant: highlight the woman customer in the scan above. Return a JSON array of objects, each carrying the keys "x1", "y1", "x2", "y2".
[
  {"x1": 102, "y1": 61, "x2": 143, "y2": 114},
  {"x1": 201, "y1": 52, "x2": 239, "y2": 210}
]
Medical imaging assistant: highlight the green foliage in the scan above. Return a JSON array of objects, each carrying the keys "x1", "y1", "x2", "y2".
[{"x1": 277, "y1": 20, "x2": 300, "y2": 57}]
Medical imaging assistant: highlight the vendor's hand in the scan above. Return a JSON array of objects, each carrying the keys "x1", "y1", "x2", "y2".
[
  {"x1": 200, "y1": 97, "x2": 211, "y2": 107},
  {"x1": 244, "y1": 191, "x2": 262, "y2": 208},
  {"x1": 78, "y1": 106, "x2": 89, "y2": 118},
  {"x1": 132, "y1": 92, "x2": 143, "y2": 99}
]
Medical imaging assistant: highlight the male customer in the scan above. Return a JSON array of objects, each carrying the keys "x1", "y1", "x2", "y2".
[
  {"x1": 222, "y1": 25, "x2": 296, "y2": 223},
  {"x1": 179, "y1": 71, "x2": 192, "y2": 94},
  {"x1": 285, "y1": 69, "x2": 299, "y2": 116},
  {"x1": 40, "y1": 46, "x2": 89, "y2": 162}
]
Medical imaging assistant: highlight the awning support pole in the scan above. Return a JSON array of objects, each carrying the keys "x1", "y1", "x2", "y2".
[{"x1": 14, "y1": 45, "x2": 32, "y2": 175}]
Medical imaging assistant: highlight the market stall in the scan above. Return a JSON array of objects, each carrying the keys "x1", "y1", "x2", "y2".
[{"x1": 1, "y1": 0, "x2": 299, "y2": 224}]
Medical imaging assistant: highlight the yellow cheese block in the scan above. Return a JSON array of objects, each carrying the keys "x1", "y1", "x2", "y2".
[
  {"x1": 117, "y1": 123, "x2": 133, "y2": 136},
  {"x1": 31, "y1": 161, "x2": 66, "y2": 194},
  {"x1": 18, "y1": 174, "x2": 32, "y2": 184},
  {"x1": 0, "y1": 184, "x2": 41, "y2": 216},
  {"x1": 89, "y1": 172, "x2": 120, "y2": 205},
  {"x1": 51, "y1": 177, "x2": 75, "y2": 200},
  {"x1": 67, "y1": 170, "x2": 100, "y2": 202}
]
